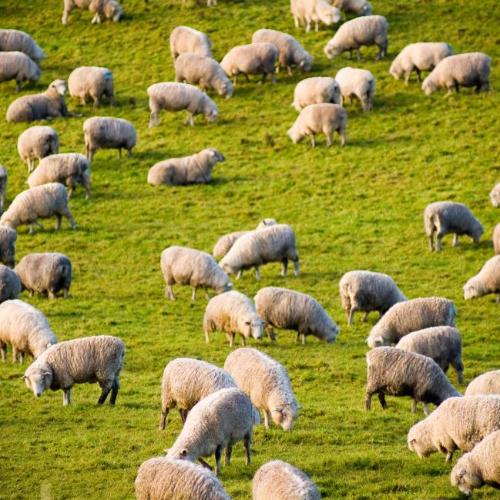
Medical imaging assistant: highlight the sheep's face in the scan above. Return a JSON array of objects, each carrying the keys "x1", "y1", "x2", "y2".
[
  {"x1": 217, "y1": 281, "x2": 233, "y2": 294},
  {"x1": 318, "y1": 5, "x2": 341, "y2": 25},
  {"x1": 300, "y1": 55, "x2": 313, "y2": 72},
  {"x1": 272, "y1": 403, "x2": 298, "y2": 431},
  {"x1": 389, "y1": 61, "x2": 401, "y2": 80},
  {"x1": 219, "y1": 80, "x2": 233, "y2": 98},
  {"x1": 287, "y1": 126, "x2": 302, "y2": 144},
  {"x1": 471, "y1": 224, "x2": 484, "y2": 243},
  {"x1": 50, "y1": 79, "x2": 67, "y2": 96},
  {"x1": 209, "y1": 149, "x2": 225, "y2": 163},
  {"x1": 325, "y1": 324, "x2": 339, "y2": 343},
  {"x1": 367, "y1": 335, "x2": 384, "y2": 348},
  {"x1": 23, "y1": 365, "x2": 52, "y2": 398},
  {"x1": 31, "y1": 65, "x2": 42, "y2": 84},
  {"x1": 0, "y1": 215, "x2": 17, "y2": 230},
  {"x1": 463, "y1": 281, "x2": 479, "y2": 300},
  {"x1": 206, "y1": 109, "x2": 218, "y2": 123},
  {"x1": 362, "y1": 4, "x2": 372, "y2": 15},
  {"x1": 0, "y1": 238, "x2": 16, "y2": 267},
  {"x1": 106, "y1": 1, "x2": 123, "y2": 21},
  {"x1": 421, "y1": 78, "x2": 435, "y2": 96},
  {"x1": 324, "y1": 43, "x2": 341, "y2": 60},
  {"x1": 407, "y1": 426, "x2": 435, "y2": 458},
  {"x1": 245, "y1": 317, "x2": 264, "y2": 340},
  {"x1": 451, "y1": 462, "x2": 481, "y2": 497},
  {"x1": 220, "y1": 261, "x2": 236, "y2": 276}
]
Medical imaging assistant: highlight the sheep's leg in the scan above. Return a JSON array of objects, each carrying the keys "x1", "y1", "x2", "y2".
[
  {"x1": 109, "y1": 378, "x2": 120, "y2": 405},
  {"x1": 92, "y1": 95, "x2": 100, "y2": 108},
  {"x1": 347, "y1": 307, "x2": 357, "y2": 325},
  {"x1": 436, "y1": 233, "x2": 444, "y2": 252},
  {"x1": 452, "y1": 234, "x2": 459, "y2": 247},
  {"x1": 293, "y1": 259, "x2": 300, "y2": 276},
  {"x1": 365, "y1": 392, "x2": 372, "y2": 410},
  {"x1": 293, "y1": 16, "x2": 299, "y2": 28},
  {"x1": 63, "y1": 388, "x2": 72, "y2": 406},
  {"x1": 225, "y1": 444, "x2": 232, "y2": 465},
  {"x1": 281, "y1": 258, "x2": 288, "y2": 276},
  {"x1": 214, "y1": 445, "x2": 223, "y2": 477},
  {"x1": 266, "y1": 326, "x2": 276, "y2": 342},
  {"x1": 264, "y1": 410, "x2": 271, "y2": 429},
  {"x1": 348, "y1": 50, "x2": 353, "y2": 59},
  {"x1": 187, "y1": 113, "x2": 195, "y2": 126},
  {"x1": 378, "y1": 393, "x2": 387, "y2": 409},
  {"x1": 423, "y1": 403, "x2": 430, "y2": 416},
  {"x1": 29, "y1": 224, "x2": 35, "y2": 235},
  {"x1": 287, "y1": 66, "x2": 293, "y2": 77},
  {"x1": 63, "y1": 209, "x2": 77, "y2": 230},
  {"x1": 411, "y1": 400, "x2": 418, "y2": 413},
  {"x1": 356, "y1": 49, "x2": 361, "y2": 60},
  {"x1": 148, "y1": 111, "x2": 159, "y2": 128},
  {"x1": 241, "y1": 335, "x2": 247, "y2": 346},
  {"x1": 228, "y1": 332, "x2": 235, "y2": 347},
  {"x1": 270, "y1": 72, "x2": 276, "y2": 84},
  {"x1": 159, "y1": 406, "x2": 169, "y2": 430},
  {"x1": 404, "y1": 72, "x2": 410, "y2": 85},
  {"x1": 191, "y1": 287, "x2": 197, "y2": 301},
  {"x1": 204, "y1": 289, "x2": 210, "y2": 300},
  {"x1": 20, "y1": 352, "x2": 25, "y2": 364},
  {"x1": 244, "y1": 433, "x2": 251, "y2": 465},
  {"x1": 204, "y1": 329, "x2": 210, "y2": 344},
  {"x1": 118, "y1": 148, "x2": 122, "y2": 159},
  {"x1": 301, "y1": 334, "x2": 306, "y2": 345},
  {"x1": 325, "y1": 131, "x2": 332, "y2": 147},
  {"x1": 315, "y1": 21, "x2": 319, "y2": 32},
  {"x1": 295, "y1": 331, "x2": 300, "y2": 343},
  {"x1": 445, "y1": 451, "x2": 453, "y2": 463},
  {"x1": 428, "y1": 234, "x2": 435, "y2": 251},
  {"x1": 255, "y1": 267, "x2": 261, "y2": 280},
  {"x1": 236, "y1": 270, "x2": 242, "y2": 280},
  {"x1": 98, "y1": 380, "x2": 113, "y2": 404},
  {"x1": 166, "y1": 284, "x2": 175, "y2": 300},
  {"x1": 48, "y1": 290, "x2": 57, "y2": 300},
  {"x1": 339, "y1": 131, "x2": 346, "y2": 147},
  {"x1": 310, "y1": 135, "x2": 316, "y2": 148},
  {"x1": 55, "y1": 214, "x2": 62, "y2": 231},
  {"x1": 12, "y1": 347, "x2": 19, "y2": 363},
  {"x1": 361, "y1": 311, "x2": 369, "y2": 322},
  {"x1": 305, "y1": 21, "x2": 311, "y2": 33},
  {"x1": 0, "y1": 343, "x2": 7, "y2": 361},
  {"x1": 416, "y1": 69, "x2": 422, "y2": 82}
]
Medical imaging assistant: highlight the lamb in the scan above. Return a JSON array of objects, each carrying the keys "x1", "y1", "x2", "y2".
[
  {"x1": 28, "y1": 153, "x2": 91, "y2": 199},
  {"x1": 68, "y1": 66, "x2": 114, "y2": 107},
  {"x1": 465, "y1": 371, "x2": 500, "y2": 396},
  {"x1": 0, "y1": 265, "x2": 21, "y2": 303},
  {"x1": 166, "y1": 387, "x2": 257, "y2": 476},
  {"x1": 490, "y1": 183, "x2": 500, "y2": 207},
  {"x1": 324, "y1": 15, "x2": 388, "y2": 60},
  {"x1": 135, "y1": 458, "x2": 231, "y2": 500},
  {"x1": 0, "y1": 29, "x2": 45, "y2": 63},
  {"x1": 159, "y1": 358, "x2": 236, "y2": 429},
  {"x1": 83, "y1": 116, "x2": 137, "y2": 161},
  {"x1": 0, "y1": 166, "x2": 6, "y2": 214},
  {"x1": 0, "y1": 299, "x2": 56, "y2": 362},
  {"x1": 292, "y1": 77, "x2": 341, "y2": 111},
  {"x1": 424, "y1": 201, "x2": 484, "y2": 251},
  {"x1": 174, "y1": 54, "x2": 233, "y2": 98},
  {"x1": 0, "y1": 224, "x2": 16, "y2": 267},
  {"x1": 251, "y1": 29, "x2": 313, "y2": 75},
  {"x1": 62, "y1": 0, "x2": 124, "y2": 25},
  {"x1": 169, "y1": 26, "x2": 212, "y2": 60},
  {"x1": 291, "y1": 0, "x2": 341, "y2": 33},
  {"x1": 366, "y1": 297, "x2": 456, "y2": 348},
  {"x1": 390, "y1": 43, "x2": 453, "y2": 84},
  {"x1": 422, "y1": 52, "x2": 491, "y2": 95},
  {"x1": 451, "y1": 430, "x2": 500, "y2": 496},
  {"x1": 407, "y1": 395, "x2": 500, "y2": 462},
  {"x1": 463, "y1": 255, "x2": 500, "y2": 302},
  {"x1": 332, "y1": 0, "x2": 372, "y2": 16},
  {"x1": 288, "y1": 103, "x2": 347, "y2": 147},
  {"x1": 0, "y1": 52, "x2": 41, "y2": 91},
  {"x1": 148, "y1": 82, "x2": 218, "y2": 127},
  {"x1": 220, "y1": 43, "x2": 279, "y2": 85},
  {"x1": 0, "y1": 183, "x2": 76, "y2": 233},
  {"x1": 23, "y1": 335, "x2": 124, "y2": 405},
  {"x1": 15, "y1": 253, "x2": 72, "y2": 299},
  {"x1": 254, "y1": 287, "x2": 339, "y2": 344},
  {"x1": 494, "y1": 224, "x2": 500, "y2": 254},
  {"x1": 17, "y1": 126, "x2": 59, "y2": 173},
  {"x1": 252, "y1": 460, "x2": 321, "y2": 500},
  {"x1": 160, "y1": 246, "x2": 232, "y2": 301},
  {"x1": 147, "y1": 149, "x2": 225, "y2": 186},
  {"x1": 334, "y1": 67, "x2": 375, "y2": 111},
  {"x1": 203, "y1": 291, "x2": 264, "y2": 346},
  {"x1": 339, "y1": 270, "x2": 407, "y2": 325}
]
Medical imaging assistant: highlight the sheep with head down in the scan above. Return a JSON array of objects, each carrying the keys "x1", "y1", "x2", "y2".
[
  {"x1": 62, "y1": 0, "x2": 123, "y2": 25},
  {"x1": 0, "y1": 29, "x2": 45, "y2": 63},
  {"x1": 68, "y1": 66, "x2": 114, "y2": 107},
  {"x1": 0, "y1": 224, "x2": 16, "y2": 267},
  {"x1": 332, "y1": 0, "x2": 372, "y2": 16},
  {"x1": 0, "y1": 52, "x2": 41, "y2": 91},
  {"x1": 0, "y1": 265, "x2": 21, "y2": 303},
  {"x1": 292, "y1": 77, "x2": 341, "y2": 111},
  {"x1": 465, "y1": 370, "x2": 500, "y2": 396},
  {"x1": 169, "y1": 26, "x2": 212, "y2": 60},
  {"x1": 291, "y1": 0, "x2": 341, "y2": 33},
  {"x1": 335, "y1": 67, "x2": 375, "y2": 111},
  {"x1": 17, "y1": 126, "x2": 59, "y2": 173},
  {"x1": 463, "y1": 255, "x2": 500, "y2": 302}
]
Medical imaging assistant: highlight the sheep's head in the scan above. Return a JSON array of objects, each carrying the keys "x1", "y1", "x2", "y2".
[
  {"x1": 244, "y1": 316, "x2": 264, "y2": 341},
  {"x1": 219, "y1": 79, "x2": 233, "y2": 99},
  {"x1": 362, "y1": 3, "x2": 372, "y2": 15},
  {"x1": 407, "y1": 422, "x2": 435, "y2": 458},
  {"x1": 299, "y1": 53, "x2": 313, "y2": 72},
  {"x1": 31, "y1": 65, "x2": 42, "y2": 84},
  {"x1": 324, "y1": 41, "x2": 341, "y2": 60},
  {"x1": 166, "y1": 447, "x2": 195, "y2": 463},
  {"x1": 256, "y1": 218, "x2": 277, "y2": 229},
  {"x1": 23, "y1": 363, "x2": 53, "y2": 398},
  {"x1": 324, "y1": 323, "x2": 339, "y2": 343},
  {"x1": 105, "y1": 0, "x2": 123, "y2": 22},
  {"x1": 317, "y1": 5, "x2": 341, "y2": 26},
  {"x1": 0, "y1": 213, "x2": 18, "y2": 231},
  {"x1": 49, "y1": 79, "x2": 67, "y2": 96},
  {"x1": 451, "y1": 459, "x2": 481, "y2": 497},
  {"x1": 206, "y1": 107, "x2": 218, "y2": 123},
  {"x1": 287, "y1": 124, "x2": 302, "y2": 144},
  {"x1": 463, "y1": 278, "x2": 479, "y2": 300},
  {"x1": 389, "y1": 60, "x2": 401, "y2": 80},
  {"x1": 421, "y1": 77, "x2": 436, "y2": 96},
  {"x1": 366, "y1": 332, "x2": 385, "y2": 348},
  {"x1": 272, "y1": 402, "x2": 299, "y2": 431},
  {"x1": 471, "y1": 222, "x2": 484, "y2": 243},
  {"x1": 208, "y1": 149, "x2": 225, "y2": 164}
]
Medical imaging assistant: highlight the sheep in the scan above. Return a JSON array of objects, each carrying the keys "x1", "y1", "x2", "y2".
[
  {"x1": 220, "y1": 43, "x2": 279, "y2": 85},
  {"x1": 166, "y1": 387, "x2": 257, "y2": 476},
  {"x1": 339, "y1": 270, "x2": 407, "y2": 325},
  {"x1": 451, "y1": 430, "x2": 500, "y2": 496},
  {"x1": 332, "y1": 0, "x2": 372, "y2": 16},
  {"x1": 147, "y1": 149, "x2": 225, "y2": 186},
  {"x1": 0, "y1": 299, "x2": 56, "y2": 362},
  {"x1": 203, "y1": 291, "x2": 264, "y2": 346},
  {"x1": 288, "y1": 103, "x2": 347, "y2": 147},
  {"x1": 159, "y1": 358, "x2": 236, "y2": 429},
  {"x1": 0, "y1": 52, "x2": 41, "y2": 91},
  {"x1": 494, "y1": 224, "x2": 500, "y2": 254},
  {"x1": 0, "y1": 224, "x2": 16, "y2": 267},
  {"x1": 251, "y1": 29, "x2": 313, "y2": 75},
  {"x1": 0, "y1": 183, "x2": 76, "y2": 233},
  {"x1": 390, "y1": 43, "x2": 453, "y2": 84},
  {"x1": 62, "y1": 0, "x2": 124, "y2": 25},
  {"x1": 490, "y1": 183, "x2": 500, "y2": 207},
  {"x1": 175, "y1": 54, "x2": 233, "y2": 98},
  {"x1": 23, "y1": 335, "x2": 124, "y2": 405},
  {"x1": 422, "y1": 52, "x2": 491, "y2": 96},
  {"x1": 135, "y1": 458, "x2": 231, "y2": 500},
  {"x1": 292, "y1": 77, "x2": 341, "y2": 111},
  {"x1": 291, "y1": 0, "x2": 341, "y2": 33},
  {"x1": 254, "y1": 287, "x2": 339, "y2": 344},
  {"x1": 324, "y1": 15, "x2": 388, "y2": 60},
  {"x1": 0, "y1": 166, "x2": 6, "y2": 214},
  {"x1": 366, "y1": 297, "x2": 456, "y2": 348},
  {"x1": 83, "y1": 116, "x2": 136, "y2": 161},
  {"x1": 424, "y1": 201, "x2": 484, "y2": 252},
  {"x1": 0, "y1": 265, "x2": 21, "y2": 303},
  {"x1": 463, "y1": 255, "x2": 500, "y2": 302},
  {"x1": 68, "y1": 66, "x2": 114, "y2": 107},
  {"x1": 0, "y1": 29, "x2": 45, "y2": 63},
  {"x1": 160, "y1": 245, "x2": 232, "y2": 301},
  {"x1": 17, "y1": 126, "x2": 59, "y2": 173},
  {"x1": 334, "y1": 67, "x2": 375, "y2": 111},
  {"x1": 252, "y1": 460, "x2": 321, "y2": 500},
  {"x1": 148, "y1": 82, "x2": 218, "y2": 127},
  {"x1": 6, "y1": 80, "x2": 70, "y2": 123},
  {"x1": 15, "y1": 253, "x2": 72, "y2": 299},
  {"x1": 465, "y1": 370, "x2": 500, "y2": 396},
  {"x1": 407, "y1": 395, "x2": 500, "y2": 462},
  {"x1": 169, "y1": 26, "x2": 212, "y2": 60}
]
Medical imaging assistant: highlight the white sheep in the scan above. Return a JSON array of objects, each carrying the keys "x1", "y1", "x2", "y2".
[
  {"x1": 332, "y1": 0, "x2": 372, "y2": 16},
  {"x1": 465, "y1": 370, "x2": 500, "y2": 396},
  {"x1": 0, "y1": 51, "x2": 41, "y2": 91},
  {"x1": 23, "y1": 335, "x2": 124, "y2": 405},
  {"x1": 169, "y1": 26, "x2": 212, "y2": 60},
  {"x1": 0, "y1": 29, "x2": 45, "y2": 63},
  {"x1": 490, "y1": 183, "x2": 500, "y2": 207},
  {"x1": 494, "y1": 224, "x2": 500, "y2": 254},
  {"x1": 62, "y1": 0, "x2": 124, "y2": 25},
  {"x1": 68, "y1": 66, "x2": 114, "y2": 107},
  {"x1": 334, "y1": 66, "x2": 375, "y2": 111},
  {"x1": 0, "y1": 166, "x2": 6, "y2": 214},
  {"x1": 291, "y1": 0, "x2": 341, "y2": 33},
  {"x1": 17, "y1": 126, "x2": 59, "y2": 173},
  {"x1": 0, "y1": 224, "x2": 16, "y2": 267},
  {"x1": 0, "y1": 264, "x2": 21, "y2": 303},
  {"x1": 463, "y1": 255, "x2": 500, "y2": 302},
  {"x1": 292, "y1": 77, "x2": 341, "y2": 111}
]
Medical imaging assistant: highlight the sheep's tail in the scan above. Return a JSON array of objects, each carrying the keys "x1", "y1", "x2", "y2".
[{"x1": 424, "y1": 211, "x2": 437, "y2": 237}]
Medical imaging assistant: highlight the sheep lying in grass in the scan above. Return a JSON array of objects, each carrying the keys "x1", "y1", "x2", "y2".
[
  {"x1": 335, "y1": 67, "x2": 375, "y2": 111},
  {"x1": 0, "y1": 224, "x2": 16, "y2": 267},
  {"x1": 68, "y1": 66, "x2": 114, "y2": 107},
  {"x1": 291, "y1": 0, "x2": 341, "y2": 33},
  {"x1": 169, "y1": 26, "x2": 212, "y2": 60},
  {"x1": 463, "y1": 255, "x2": 500, "y2": 302},
  {"x1": 0, "y1": 29, "x2": 45, "y2": 63},
  {"x1": 0, "y1": 166, "x2": 6, "y2": 214},
  {"x1": 62, "y1": 0, "x2": 124, "y2": 25},
  {"x1": 465, "y1": 370, "x2": 500, "y2": 396},
  {"x1": 292, "y1": 77, "x2": 341, "y2": 111},
  {"x1": 490, "y1": 183, "x2": 500, "y2": 207},
  {"x1": 0, "y1": 52, "x2": 41, "y2": 91},
  {"x1": 17, "y1": 126, "x2": 59, "y2": 173},
  {"x1": 0, "y1": 265, "x2": 21, "y2": 303}
]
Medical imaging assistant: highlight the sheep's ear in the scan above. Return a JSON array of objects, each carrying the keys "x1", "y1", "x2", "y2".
[
  {"x1": 43, "y1": 371, "x2": 51, "y2": 378},
  {"x1": 180, "y1": 449, "x2": 188, "y2": 457}
]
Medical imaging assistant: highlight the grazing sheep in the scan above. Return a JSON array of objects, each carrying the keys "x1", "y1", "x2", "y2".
[
  {"x1": 203, "y1": 291, "x2": 264, "y2": 346},
  {"x1": 490, "y1": 183, "x2": 500, "y2": 207},
  {"x1": 292, "y1": 77, "x2": 341, "y2": 111},
  {"x1": 224, "y1": 347, "x2": 299, "y2": 430},
  {"x1": 23, "y1": 335, "x2": 124, "y2": 405},
  {"x1": 390, "y1": 43, "x2": 453, "y2": 84},
  {"x1": 220, "y1": 43, "x2": 279, "y2": 85},
  {"x1": 288, "y1": 103, "x2": 347, "y2": 147},
  {"x1": 339, "y1": 270, "x2": 406, "y2": 325},
  {"x1": 463, "y1": 255, "x2": 500, "y2": 302},
  {"x1": 83, "y1": 116, "x2": 136, "y2": 161},
  {"x1": 159, "y1": 358, "x2": 236, "y2": 429},
  {"x1": 17, "y1": 126, "x2": 59, "y2": 173},
  {"x1": 254, "y1": 287, "x2": 339, "y2": 344},
  {"x1": 147, "y1": 149, "x2": 225, "y2": 186},
  {"x1": 367, "y1": 297, "x2": 456, "y2": 348},
  {"x1": 0, "y1": 166, "x2": 6, "y2": 214},
  {"x1": 169, "y1": 26, "x2": 212, "y2": 60},
  {"x1": 28, "y1": 153, "x2": 91, "y2": 199},
  {"x1": 407, "y1": 395, "x2": 500, "y2": 462},
  {"x1": 166, "y1": 387, "x2": 257, "y2": 476},
  {"x1": 335, "y1": 67, "x2": 375, "y2": 111},
  {"x1": 0, "y1": 224, "x2": 16, "y2": 267},
  {"x1": 15, "y1": 253, "x2": 72, "y2": 299},
  {"x1": 493, "y1": 224, "x2": 500, "y2": 254},
  {"x1": 0, "y1": 299, "x2": 56, "y2": 362},
  {"x1": 324, "y1": 15, "x2": 388, "y2": 60},
  {"x1": 0, "y1": 29, "x2": 45, "y2": 63},
  {"x1": 0, "y1": 183, "x2": 76, "y2": 233},
  {"x1": 465, "y1": 371, "x2": 500, "y2": 396},
  {"x1": 332, "y1": 0, "x2": 372, "y2": 16},
  {"x1": 424, "y1": 201, "x2": 484, "y2": 251},
  {"x1": 252, "y1": 460, "x2": 321, "y2": 500},
  {"x1": 0, "y1": 52, "x2": 41, "y2": 91},
  {"x1": 148, "y1": 82, "x2": 218, "y2": 127},
  {"x1": 252, "y1": 29, "x2": 313, "y2": 75},
  {"x1": 213, "y1": 231, "x2": 250, "y2": 260},
  {"x1": 62, "y1": 0, "x2": 124, "y2": 25},
  {"x1": 135, "y1": 458, "x2": 231, "y2": 500},
  {"x1": 291, "y1": 0, "x2": 341, "y2": 33},
  {"x1": 68, "y1": 66, "x2": 114, "y2": 107},
  {"x1": 0, "y1": 265, "x2": 21, "y2": 303},
  {"x1": 160, "y1": 246, "x2": 232, "y2": 301},
  {"x1": 422, "y1": 52, "x2": 491, "y2": 95}
]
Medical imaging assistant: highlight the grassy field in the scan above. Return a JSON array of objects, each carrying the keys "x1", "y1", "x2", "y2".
[{"x1": 0, "y1": 0, "x2": 499, "y2": 498}]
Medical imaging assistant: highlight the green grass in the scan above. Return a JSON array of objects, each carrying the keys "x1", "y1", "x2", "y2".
[{"x1": 0, "y1": 0, "x2": 499, "y2": 498}]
